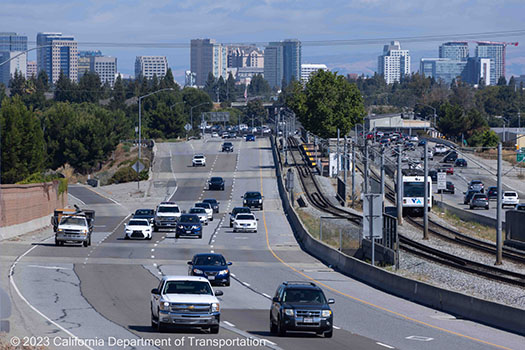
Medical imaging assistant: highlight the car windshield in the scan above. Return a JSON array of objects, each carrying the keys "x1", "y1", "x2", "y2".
[
  {"x1": 471, "y1": 181, "x2": 482, "y2": 185},
  {"x1": 245, "y1": 192, "x2": 261, "y2": 199},
  {"x1": 158, "y1": 206, "x2": 180, "y2": 213},
  {"x1": 163, "y1": 281, "x2": 212, "y2": 295},
  {"x1": 179, "y1": 215, "x2": 199, "y2": 223},
  {"x1": 210, "y1": 177, "x2": 223, "y2": 183},
  {"x1": 190, "y1": 208, "x2": 206, "y2": 213},
  {"x1": 283, "y1": 289, "x2": 326, "y2": 304},
  {"x1": 128, "y1": 219, "x2": 148, "y2": 226},
  {"x1": 203, "y1": 199, "x2": 217, "y2": 204},
  {"x1": 403, "y1": 182, "x2": 429, "y2": 197},
  {"x1": 195, "y1": 203, "x2": 211, "y2": 209},
  {"x1": 232, "y1": 208, "x2": 250, "y2": 215},
  {"x1": 224, "y1": 143, "x2": 232, "y2": 146},
  {"x1": 236, "y1": 214, "x2": 254, "y2": 220},
  {"x1": 505, "y1": 192, "x2": 517, "y2": 197},
  {"x1": 135, "y1": 209, "x2": 154, "y2": 216},
  {"x1": 194, "y1": 155, "x2": 204, "y2": 159},
  {"x1": 194, "y1": 255, "x2": 226, "y2": 266},
  {"x1": 59, "y1": 217, "x2": 85, "y2": 226}
]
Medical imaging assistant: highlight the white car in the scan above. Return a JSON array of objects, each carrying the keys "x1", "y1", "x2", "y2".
[
  {"x1": 233, "y1": 213, "x2": 258, "y2": 233},
  {"x1": 502, "y1": 191, "x2": 519, "y2": 208},
  {"x1": 421, "y1": 149, "x2": 434, "y2": 160},
  {"x1": 434, "y1": 144, "x2": 448, "y2": 154},
  {"x1": 194, "y1": 202, "x2": 213, "y2": 221},
  {"x1": 189, "y1": 207, "x2": 208, "y2": 225},
  {"x1": 192, "y1": 154, "x2": 206, "y2": 167},
  {"x1": 150, "y1": 276, "x2": 222, "y2": 333},
  {"x1": 125, "y1": 219, "x2": 152, "y2": 240},
  {"x1": 409, "y1": 135, "x2": 419, "y2": 142},
  {"x1": 211, "y1": 132, "x2": 219, "y2": 138}
]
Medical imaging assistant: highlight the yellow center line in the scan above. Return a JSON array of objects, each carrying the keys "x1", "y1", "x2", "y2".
[{"x1": 258, "y1": 143, "x2": 512, "y2": 350}]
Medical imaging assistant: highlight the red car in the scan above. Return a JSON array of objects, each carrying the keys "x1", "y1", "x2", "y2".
[{"x1": 440, "y1": 166, "x2": 454, "y2": 175}]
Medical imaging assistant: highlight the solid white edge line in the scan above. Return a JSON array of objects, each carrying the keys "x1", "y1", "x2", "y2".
[
  {"x1": 333, "y1": 325, "x2": 341, "y2": 329},
  {"x1": 376, "y1": 342, "x2": 395, "y2": 349},
  {"x1": 9, "y1": 242, "x2": 95, "y2": 350},
  {"x1": 68, "y1": 193, "x2": 86, "y2": 205},
  {"x1": 166, "y1": 148, "x2": 179, "y2": 201},
  {"x1": 223, "y1": 321, "x2": 236, "y2": 327},
  {"x1": 262, "y1": 293, "x2": 271, "y2": 298}
]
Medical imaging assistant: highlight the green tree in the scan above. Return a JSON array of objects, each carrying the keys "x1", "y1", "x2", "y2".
[
  {"x1": 0, "y1": 96, "x2": 45, "y2": 183},
  {"x1": 77, "y1": 72, "x2": 102, "y2": 103},
  {"x1": 248, "y1": 74, "x2": 271, "y2": 97},
  {"x1": 203, "y1": 72, "x2": 217, "y2": 101},
  {"x1": 54, "y1": 71, "x2": 76, "y2": 102},
  {"x1": 35, "y1": 70, "x2": 49, "y2": 92},
  {"x1": 110, "y1": 74, "x2": 126, "y2": 110},
  {"x1": 9, "y1": 70, "x2": 27, "y2": 96},
  {"x1": 226, "y1": 73, "x2": 237, "y2": 102},
  {"x1": 287, "y1": 70, "x2": 365, "y2": 138},
  {"x1": 161, "y1": 68, "x2": 178, "y2": 90},
  {"x1": 245, "y1": 99, "x2": 266, "y2": 126}
]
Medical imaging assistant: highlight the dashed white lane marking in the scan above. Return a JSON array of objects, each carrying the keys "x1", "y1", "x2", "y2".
[
  {"x1": 262, "y1": 293, "x2": 271, "y2": 298},
  {"x1": 405, "y1": 336, "x2": 433, "y2": 342},
  {"x1": 151, "y1": 249, "x2": 155, "y2": 252},
  {"x1": 223, "y1": 321, "x2": 236, "y2": 327},
  {"x1": 210, "y1": 245, "x2": 214, "y2": 248},
  {"x1": 153, "y1": 263, "x2": 157, "y2": 267},
  {"x1": 333, "y1": 325, "x2": 341, "y2": 330},
  {"x1": 376, "y1": 342, "x2": 395, "y2": 349},
  {"x1": 154, "y1": 244, "x2": 158, "y2": 247},
  {"x1": 151, "y1": 255, "x2": 155, "y2": 259},
  {"x1": 242, "y1": 282, "x2": 250, "y2": 287},
  {"x1": 210, "y1": 250, "x2": 214, "y2": 253}
]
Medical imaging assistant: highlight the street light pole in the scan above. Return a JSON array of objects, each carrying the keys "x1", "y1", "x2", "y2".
[{"x1": 190, "y1": 101, "x2": 212, "y2": 135}]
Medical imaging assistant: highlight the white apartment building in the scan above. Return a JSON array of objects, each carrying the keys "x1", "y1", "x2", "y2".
[
  {"x1": 91, "y1": 56, "x2": 117, "y2": 87},
  {"x1": 378, "y1": 41, "x2": 410, "y2": 84},
  {"x1": 135, "y1": 56, "x2": 168, "y2": 79},
  {"x1": 301, "y1": 63, "x2": 328, "y2": 82},
  {"x1": 26, "y1": 61, "x2": 37, "y2": 78},
  {"x1": 0, "y1": 51, "x2": 26, "y2": 85}
]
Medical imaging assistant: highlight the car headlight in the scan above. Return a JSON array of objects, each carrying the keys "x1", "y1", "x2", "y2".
[
  {"x1": 259, "y1": 199, "x2": 262, "y2": 203},
  {"x1": 211, "y1": 303, "x2": 220, "y2": 312},
  {"x1": 159, "y1": 301, "x2": 170, "y2": 310},
  {"x1": 322, "y1": 310, "x2": 332, "y2": 317},
  {"x1": 178, "y1": 225, "x2": 184, "y2": 229},
  {"x1": 218, "y1": 269, "x2": 229, "y2": 275},
  {"x1": 192, "y1": 225, "x2": 200, "y2": 229},
  {"x1": 284, "y1": 309, "x2": 294, "y2": 316},
  {"x1": 125, "y1": 229, "x2": 132, "y2": 233},
  {"x1": 193, "y1": 268, "x2": 203, "y2": 274},
  {"x1": 57, "y1": 228, "x2": 63, "y2": 232}
]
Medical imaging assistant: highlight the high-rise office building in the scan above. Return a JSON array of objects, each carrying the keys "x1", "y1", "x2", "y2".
[
  {"x1": 78, "y1": 50, "x2": 102, "y2": 79},
  {"x1": 0, "y1": 32, "x2": 28, "y2": 86},
  {"x1": 263, "y1": 42, "x2": 283, "y2": 89},
  {"x1": 282, "y1": 39, "x2": 301, "y2": 87},
  {"x1": 439, "y1": 42, "x2": 469, "y2": 61},
  {"x1": 190, "y1": 39, "x2": 227, "y2": 87},
  {"x1": 135, "y1": 56, "x2": 168, "y2": 79},
  {"x1": 420, "y1": 58, "x2": 467, "y2": 84},
  {"x1": 378, "y1": 41, "x2": 410, "y2": 84},
  {"x1": 91, "y1": 56, "x2": 117, "y2": 87},
  {"x1": 36, "y1": 32, "x2": 78, "y2": 84},
  {"x1": 26, "y1": 61, "x2": 37, "y2": 78},
  {"x1": 227, "y1": 45, "x2": 264, "y2": 68},
  {"x1": 475, "y1": 42, "x2": 505, "y2": 84},
  {"x1": 301, "y1": 63, "x2": 328, "y2": 83}
]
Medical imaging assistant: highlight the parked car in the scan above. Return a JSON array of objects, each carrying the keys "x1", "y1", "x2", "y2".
[
  {"x1": 487, "y1": 186, "x2": 498, "y2": 200},
  {"x1": 470, "y1": 193, "x2": 489, "y2": 210},
  {"x1": 124, "y1": 218, "x2": 152, "y2": 240},
  {"x1": 464, "y1": 189, "x2": 481, "y2": 205},
  {"x1": 455, "y1": 158, "x2": 468, "y2": 167},
  {"x1": 502, "y1": 191, "x2": 519, "y2": 208},
  {"x1": 150, "y1": 276, "x2": 222, "y2": 332},
  {"x1": 175, "y1": 214, "x2": 202, "y2": 239},
  {"x1": 233, "y1": 213, "x2": 258, "y2": 233},
  {"x1": 192, "y1": 154, "x2": 206, "y2": 167},
  {"x1": 242, "y1": 191, "x2": 263, "y2": 210},
  {"x1": 208, "y1": 177, "x2": 225, "y2": 190},
  {"x1": 438, "y1": 181, "x2": 455, "y2": 194},
  {"x1": 270, "y1": 281, "x2": 334, "y2": 337},
  {"x1": 229, "y1": 207, "x2": 252, "y2": 227},
  {"x1": 202, "y1": 198, "x2": 220, "y2": 213},
  {"x1": 188, "y1": 253, "x2": 232, "y2": 286},
  {"x1": 468, "y1": 180, "x2": 484, "y2": 193}
]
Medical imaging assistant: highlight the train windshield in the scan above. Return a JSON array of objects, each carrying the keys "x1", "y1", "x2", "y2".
[{"x1": 403, "y1": 182, "x2": 429, "y2": 197}]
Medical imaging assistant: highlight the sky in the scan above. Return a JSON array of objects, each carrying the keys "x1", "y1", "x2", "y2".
[{"x1": 1, "y1": 0, "x2": 525, "y2": 84}]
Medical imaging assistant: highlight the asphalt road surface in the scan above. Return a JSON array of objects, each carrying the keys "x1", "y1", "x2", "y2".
[{"x1": 6, "y1": 136, "x2": 524, "y2": 350}]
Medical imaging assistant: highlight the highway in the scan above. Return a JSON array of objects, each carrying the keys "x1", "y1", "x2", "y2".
[{"x1": 6, "y1": 136, "x2": 525, "y2": 349}]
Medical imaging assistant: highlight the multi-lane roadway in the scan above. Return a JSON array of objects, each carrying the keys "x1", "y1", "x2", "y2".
[{"x1": 5, "y1": 136, "x2": 525, "y2": 349}]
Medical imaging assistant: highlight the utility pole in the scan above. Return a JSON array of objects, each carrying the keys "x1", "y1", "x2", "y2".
[
  {"x1": 423, "y1": 141, "x2": 429, "y2": 240},
  {"x1": 344, "y1": 136, "x2": 348, "y2": 205},
  {"x1": 336, "y1": 129, "x2": 340, "y2": 178},
  {"x1": 397, "y1": 145, "x2": 403, "y2": 225},
  {"x1": 351, "y1": 141, "x2": 355, "y2": 208},
  {"x1": 496, "y1": 142, "x2": 503, "y2": 265},
  {"x1": 364, "y1": 140, "x2": 369, "y2": 194},
  {"x1": 380, "y1": 147, "x2": 385, "y2": 203},
  {"x1": 314, "y1": 136, "x2": 319, "y2": 174}
]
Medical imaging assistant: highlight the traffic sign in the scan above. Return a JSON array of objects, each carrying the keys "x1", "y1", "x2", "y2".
[
  {"x1": 363, "y1": 194, "x2": 383, "y2": 239},
  {"x1": 131, "y1": 161, "x2": 145, "y2": 173},
  {"x1": 184, "y1": 123, "x2": 192, "y2": 131},
  {"x1": 437, "y1": 172, "x2": 447, "y2": 190},
  {"x1": 517, "y1": 152, "x2": 524, "y2": 163}
]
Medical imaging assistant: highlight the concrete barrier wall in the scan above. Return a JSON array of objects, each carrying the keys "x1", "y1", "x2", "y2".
[
  {"x1": 434, "y1": 200, "x2": 505, "y2": 230},
  {"x1": 270, "y1": 136, "x2": 525, "y2": 336},
  {"x1": 0, "y1": 181, "x2": 67, "y2": 235}
]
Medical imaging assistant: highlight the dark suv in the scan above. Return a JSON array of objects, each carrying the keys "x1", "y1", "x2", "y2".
[
  {"x1": 222, "y1": 142, "x2": 234, "y2": 152},
  {"x1": 443, "y1": 151, "x2": 458, "y2": 163},
  {"x1": 175, "y1": 214, "x2": 202, "y2": 239},
  {"x1": 468, "y1": 180, "x2": 484, "y2": 193},
  {"x1": 464, "y1": 189, "x2": 481, "y2": 205},
  {"x1": 242, "y1": 191, "x2": 263, "y2": 210},
  {"x1": 270, "y1": 281, "x2": 334, "y2": 337},
  {"x1": 208, "y1": 177, "x2": 225, "y2": 191},
  {"x1": 487, "y1": 186, "x2": 498, "y2": 200}
]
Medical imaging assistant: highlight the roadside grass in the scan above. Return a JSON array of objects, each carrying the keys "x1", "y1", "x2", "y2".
[{"x1": 432, "y1": 206, "x2": 496, "y2": 242}]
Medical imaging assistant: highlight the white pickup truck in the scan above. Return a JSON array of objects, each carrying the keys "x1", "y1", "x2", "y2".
[{"x1": 150, "y1": 276, "x2": 223, "y2": 333}]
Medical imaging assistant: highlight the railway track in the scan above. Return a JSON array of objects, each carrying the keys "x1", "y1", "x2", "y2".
[{"x1": 286, "y1": 136, "x2": 525, "y2": 288}]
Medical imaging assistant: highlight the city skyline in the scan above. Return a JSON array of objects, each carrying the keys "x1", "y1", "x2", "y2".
[{"x1": 0, "y1": 0, "x2": 524, "y2": 84}]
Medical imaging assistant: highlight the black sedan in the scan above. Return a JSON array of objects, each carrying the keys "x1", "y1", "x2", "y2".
[
  {"x1": 188, "y1": 253, "x2": 232, "y2": 286},
  {"x1": 203, "y1": 198, "x2": 220, "y2": 213},
  {"x1": 438, "y1": 181, "x2": 455, "y2": 194},
  {"x1": 455, "y1": 158, "x2": 468, "y2": 167},
  {"x1": 132, "y1": 208, "x2": 155, "y2": 224},
  {"x1": 208, "y1": 177, "x2": 225, "y2": 190}
]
